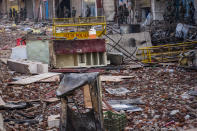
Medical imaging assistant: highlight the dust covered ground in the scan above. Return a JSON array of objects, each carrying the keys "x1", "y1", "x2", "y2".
[{"x1": 0, "y1": 20, "x2": 197, "y2": 130}]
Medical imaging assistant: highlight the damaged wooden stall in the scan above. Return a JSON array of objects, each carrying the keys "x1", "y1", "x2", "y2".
[
  {"x1": 49, "y1": 39, "x2": 108, "y2": 68},
  {"x1": 56, "y1": 73, "x2": 104, "y2": 131},
  {"x1": 25, "y1": 37, "x2": 108, "y2": 69},
  {"x1": 51, "y1": 16, "x2": 107, "y2": 69}
]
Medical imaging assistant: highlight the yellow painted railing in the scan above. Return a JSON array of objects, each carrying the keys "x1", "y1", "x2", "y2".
[
  {"x1": 52, "y1": 16, "x2": 106, "y2": 40},
  {"x1": 137, "y1": 41, "x2": 197, "y2": 63}
]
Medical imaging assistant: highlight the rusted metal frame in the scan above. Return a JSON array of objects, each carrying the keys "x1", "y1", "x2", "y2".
[{"x1": 105, "y1": 34, "x2": 144, "y2": 65}]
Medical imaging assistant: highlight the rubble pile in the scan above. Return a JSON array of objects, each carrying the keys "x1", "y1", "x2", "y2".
[
  {"x1": 0, "y1": 62, "x2": 196, "y2": 130},
  {"x1": 0, "y1": 30, "x2": 23, "y2": 49},
  {"x1": 0, "y1": 15, "x2": 197, "y2": 131},
  {"x1": 1, "y1": 76, "x2": 60, "y2": 130},
  {"x1": 150, "y1": 20, "x2": 197, "y2": 45},
  {"x1": 0, "y1": 61, "x2": 11, "y2": 84},
  {"x1": 0, "y1": 20, "x2": 52, "y2": 49},
  {"x1": 102, "y1": 66, "x2": 197, "y2": 130}
]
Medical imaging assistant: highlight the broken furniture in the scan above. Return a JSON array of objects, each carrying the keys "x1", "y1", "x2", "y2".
[{"x1": 56, "y1": 73, "x2": 104, "y2": 131}]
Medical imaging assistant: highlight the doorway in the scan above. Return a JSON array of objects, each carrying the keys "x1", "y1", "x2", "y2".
[{"x1": 56, "y1": 0, "x2": 71, "y2": 18}]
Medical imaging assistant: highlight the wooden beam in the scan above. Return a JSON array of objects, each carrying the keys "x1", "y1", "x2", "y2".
[{"x1": 83, "y1": 84, "x2": 92, "y2": 108}]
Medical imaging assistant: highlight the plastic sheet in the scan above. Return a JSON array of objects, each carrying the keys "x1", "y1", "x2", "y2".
[{"x1": 56, "y1": 72, "x2": 99, "y2": 97}]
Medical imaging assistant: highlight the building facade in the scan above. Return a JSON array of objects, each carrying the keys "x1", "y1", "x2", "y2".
[{"x1": 0, "y1": 0, "x2": 102, "y2": 20}]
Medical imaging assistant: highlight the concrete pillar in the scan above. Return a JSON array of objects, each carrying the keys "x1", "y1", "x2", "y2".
[
  {"x1": 151, "y1": 0, "x2": 156, "y2": 20},
  {"x1": 96, "y1": 0, "x2": 103, "y2": 16},
  {"x1": 103, "y1": 0, "x2": 115, "y2": 21},
  {"x1": 1, "y1": 0, "x2": 7, "y2": 15},
  {"x1": 33, "y1": 0, "x2": 35, "y2": 19},
  {"x1": 151, "y1": 0, "x2": 165, "y2": 20},
  {"x1": 53, "y1": 0, "x2": 56, "y2": 18}
]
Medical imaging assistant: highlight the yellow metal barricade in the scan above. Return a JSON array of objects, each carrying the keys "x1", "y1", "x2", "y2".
[
  {"x1": 137, "y1": 41, "x2": 197, "y2": 63},
  {"x1": 52, "y1": 16, "x2": 106, "y2": 40}
]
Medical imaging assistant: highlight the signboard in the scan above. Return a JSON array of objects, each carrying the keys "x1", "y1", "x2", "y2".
[{"x1": 63, "y1": 32, "x2": 89, "y2": 40}]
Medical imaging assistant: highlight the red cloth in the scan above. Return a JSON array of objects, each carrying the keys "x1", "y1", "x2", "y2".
[{"x1": 16, "y1": 38, "x2": 26, "y2": 46}]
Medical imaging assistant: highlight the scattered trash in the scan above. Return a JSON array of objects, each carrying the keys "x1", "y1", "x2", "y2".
[
  {"x1": 181, "y1": 92, "x2": 190, "y2": 99},
  {"x1": 105, "y1": 87, "x2": 131, "y2": 96},
  {"x1": 107, "y1": 98, "x2": 144, "y2": 105},
  {"x1": 0, "y1": 102, "x2": 31, "y2": 110},
  {"x1": 164, "y1": 121, "x2": 175, "y2": 127},
  {"x1": 108, "y1": 100, "x2": 143, "y2": 112},
  {"x1": 100, "y1": 75, "x2": 134, "y2": 82},
  {"x1": 184, "y1": 115, "x2": 190, "y2": 120},
  {"x1": 0, "y1": 9, "x2": 197, "y2": 130},
  {"x1": 48, "y1": 115, "x2": 60, "y2": 128},
  {"x1": 170, "y1": 110, "x2": 179, "y2": 115},
  {"x1": 188, "y1": 90, "x2": 197, "y2": 97}
]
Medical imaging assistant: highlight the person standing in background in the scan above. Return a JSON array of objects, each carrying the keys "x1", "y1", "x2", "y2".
[
  {"x1": 123, "y1": 4, "x2": 129, "y2": 24},
  {"x1": 86, "y1": 5, "x2": 91, "y2": 17},
  {"x1": 72, "y1": 7, "x2": 76, "y2": 17},
  {"x1": 179, "y1": 1, "x2": 186, "y2": 23},
  {"x1": 23, "y1": 8, "x2": 27, "y2": 21},
  {"x1": 189, "y1": 2, "x2": 195, "y2": 24},
  {"x1": 13, "y1": 8, "x2": 16, "y2": 20},
  {"x1": 20, "y1": 8, "x2": 23, "y2": 22},
  {"x1": 9, "y1": 8, "x2": 13, "y2": 20}
]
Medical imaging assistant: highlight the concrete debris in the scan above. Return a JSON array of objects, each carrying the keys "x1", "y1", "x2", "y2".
[
  {"x1": 7, "y1": 59, "x2": 48, "y2": 74},
  {"x1": 0, "y1": 5, "x2": 197, "y2": 130},
  {"x1": 107, "y1": 52, "x2": 123, "y2": 65},
  {"x1": 47, "y1": 115, "x2": 60, "y2": 129},
  {"x1": 105, "y1": 87, "x2": 131, "y2": 96},
  {"x1": 185, "y1": 115, "x2": 190, "y2": 120},
  {"x1": 10, "y1": 46, "x2": 27, "y2": 60},
  {"x1": 170, "y1": 110, "x2": 179, "y2": 116},
  {"x1": 0, "y1": 50, "x2": 11, "y2": 58}
]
